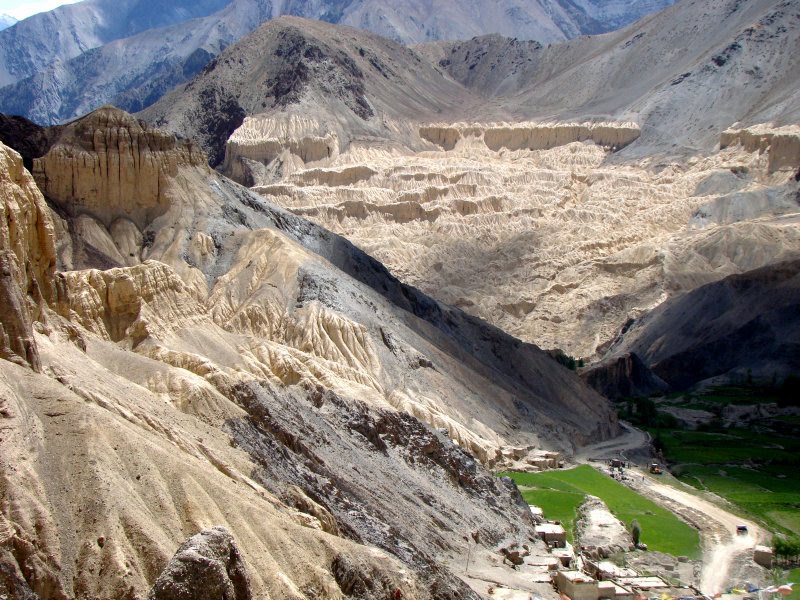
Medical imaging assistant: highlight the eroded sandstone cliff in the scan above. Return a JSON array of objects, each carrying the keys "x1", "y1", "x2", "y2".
[
  {"x1": 247, "y1": 123, "x2": 800, "y2": 360},
  {"x1": 0, "y1": 142, "x2": 55, "y2": 371},
  {"x1": 34, "y1": 106, "x2": 206, "y2": 230},
  {"x1": 0, "y1": 108, "x2": 615, "y2": 598}
]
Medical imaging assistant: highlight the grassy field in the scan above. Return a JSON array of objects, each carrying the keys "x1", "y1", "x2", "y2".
[
  {"x1": 649, "y1": 426, "x2": 800, "y2": 537},
  {"x1": 501, "y1": 465, "x2": 701, "y2": 558},
  {"x1": 622, "y1": 384, "x2": 800, "y2": 539},
  {"x1": 776, "y1": 568, "x2": 800, "y2": 600}
]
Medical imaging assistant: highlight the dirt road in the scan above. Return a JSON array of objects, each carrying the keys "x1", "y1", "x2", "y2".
[
  {"x1": 574, "y1": 421, "x2": 650, "y2": 462},
  {"x1": 576, "y1": 423, "x2": 766, "y2": 595},
  {"x1": 640, "y1": 476, "x2": 765, "y2": 594}
]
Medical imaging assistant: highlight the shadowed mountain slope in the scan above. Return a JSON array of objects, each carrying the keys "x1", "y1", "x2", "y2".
[{"x1": 585, "y1": 258, "x2": 800, "y2": 394}]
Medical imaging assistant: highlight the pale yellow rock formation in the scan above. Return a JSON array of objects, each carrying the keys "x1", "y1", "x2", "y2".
[
  {"x1": 222, "y1": 114, "x2": 339, "y2": 183},
  {"x1": 720, "y1": 124, "x2": 800, "y2": 173},
  {"x1": 33, "y1": 106, "x2": 206, "y2": 230},
  {"x1": 0, "y1": 353, "x2": 420, "y2": 599},
  {"x1": 0, "y1": 142, "x2": 56, "y2": 370},
  {"x1": 0, "y1": 109, "x2": 618, "y2": 597},
  {"x1": 253, "y1": 124, "x2": 800, "y2": 357},
  {"x1": 419, "y1": 121, "x2": 641, "y2": 152},
  {"x1": 33, "y1": 110, "x2": 597, "y2": 464}
]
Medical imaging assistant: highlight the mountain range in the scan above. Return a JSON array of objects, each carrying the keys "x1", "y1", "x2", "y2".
[
  {"x1": 0, "y1": 0, "x2": 798, "y2": 596},
  {"x1": 0, "y1": 0, "x2": 674, "y2": 124},
  {"x1": 0, "y1": 14, "x2": 16, "y2": 30}
]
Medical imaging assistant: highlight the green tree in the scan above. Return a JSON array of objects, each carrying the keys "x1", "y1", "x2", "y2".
[
  {"x1": 630, "y1": 519, "x2": 642, "y2": 546},
  {"x1": 773, "y1": 535, "x2": 800, "y2": 564}
]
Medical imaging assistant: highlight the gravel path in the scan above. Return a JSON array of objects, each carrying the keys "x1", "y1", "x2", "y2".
[
  {"x1": 641, "y1": 477, "x2": 765, "y2": 595},
  {"x1": 575, "y1": 423, "x2": 767, "y2": 595}
]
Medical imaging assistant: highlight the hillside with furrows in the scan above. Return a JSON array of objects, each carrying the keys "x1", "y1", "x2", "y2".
[
  {"x1": 137, "y1": 5, "x2": 800, "y2": 363},
  {"x1": 0, "y1": 107, "x2": 617, "y2": 597}
]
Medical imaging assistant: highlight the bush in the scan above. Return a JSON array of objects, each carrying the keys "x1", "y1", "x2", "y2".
[
  {"x1": 630, "y1": 519, "x2": 642, "y2": 546},
  {"x1": 549, "y1": 349, "x2": 578, "y2": 370},
  {"x1": 773, "y1": 536, "x2": 800, "y2": 563}
]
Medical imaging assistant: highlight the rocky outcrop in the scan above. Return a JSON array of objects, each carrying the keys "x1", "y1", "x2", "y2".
[
  {"x1": 575, "y1": 496, "x2": 634, "y2": 558},
  {"x1": 222, "y1": 115, "x2": 339, "y2": 185},
  {"x1": 720, "y1": 125, "x2": 800, "y2": 173},
  {"x1": 582, "y1": 352, "x2": 668, "y2": 400},
  {"x1": 596, "y1": 259, "x2": 800, "y2": 390},
  {"x1": 419, "y1": 121, "x2": 641, "y2": 152},
  {"x1": 33, "y1": 106, "x2": 207, "y2": 230},
  {"x1": 148, "y1": 527, "x2": 251, "y2": 600},
  {"x1": 54, "y1": 260, "x2": 207, "y2": 345},
  {"x1": 0, "y1": 141, "x2": 56, "y2": 371}
]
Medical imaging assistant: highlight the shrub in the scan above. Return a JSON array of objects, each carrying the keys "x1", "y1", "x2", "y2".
[{"x1": 630, "y1": 519, "x2": 642, "y2": 546}]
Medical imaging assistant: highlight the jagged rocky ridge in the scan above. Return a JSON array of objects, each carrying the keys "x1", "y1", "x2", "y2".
[
  {"x1": 0, "y1": 107, "x2": 616, "y2": 598},
  {"x1": 0, "y1": 0, "x2": 675, "y2": 124}
]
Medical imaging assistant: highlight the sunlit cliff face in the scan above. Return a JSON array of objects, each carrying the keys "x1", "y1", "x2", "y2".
[{"x1": 224, "y1": 116, "x2": 800, "y2": 358}]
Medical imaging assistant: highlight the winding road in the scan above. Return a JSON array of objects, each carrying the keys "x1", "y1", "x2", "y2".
[
  {"x1": 574, "y1": 421, "x2": 651, "y2": 462},
  {"x1": 638, "y1": 475, "x2": 765, "y2": 594},
  {"x1": 575, "y1": 422, "x2": 766, "y2": 595}
]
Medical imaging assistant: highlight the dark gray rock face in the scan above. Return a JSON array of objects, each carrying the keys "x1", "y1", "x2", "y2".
[
  {"x1": 583, "y1": 352, "x2": 668, "y2": 400},
  {"x1": 148, "y1": 526, "x2": 251, "y2": 600},
  {"x1": 593, "y1": 259, "x2": 800, "y2": 392},
  {"x1": 224, "y1": 381, "x2": 531, "y2": 599}
]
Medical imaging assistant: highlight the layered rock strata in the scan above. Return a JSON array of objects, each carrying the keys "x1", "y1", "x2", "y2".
[
  {"x1": 419, "y1": 121, "x2": 641, "y2": 152},
  {"x1": 0, "y1": 108, "x2": 615, "y2": 597},
  {"x1": 0, "y1": 142, "x2": 55, "y2": 370}
]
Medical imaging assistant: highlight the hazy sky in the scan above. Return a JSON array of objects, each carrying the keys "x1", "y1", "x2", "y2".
[{"x1": 0, "y1": 0, "x2": 82, "y2": 20}]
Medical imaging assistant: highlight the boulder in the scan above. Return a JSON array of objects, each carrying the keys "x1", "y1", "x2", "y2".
[{"x1": 148, "y1": 526, "x2": 251, "y2": 600}]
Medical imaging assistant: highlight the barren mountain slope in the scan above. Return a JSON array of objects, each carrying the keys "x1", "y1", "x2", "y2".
[
  {"x1": 0, "y1": 0, "x2": 276, "y2": 125},
  {"x1": 141, "y1": 17, "x2": 493, "y2": 166},
  {"x1": 427, "y1": 0, "x2": 800, "y2": 152},
  {"x1": 140, "y1": 12, "x2": 800, "y2": 361},
  {"x1": 0, "y1": 0, "x2": 231, "y2": 87},
  {"x1": 0, "y1": 0, "x2": 673, "y2": 125},
  {"x1": 328, "y1": 0, "x2": 673, "y2": 44},
  {"x1": 585, "y1": 258, "x2": 800, "y2": 394},
  {"x1": 0, "y1": 107, "x2": 616, "y2": 597}
]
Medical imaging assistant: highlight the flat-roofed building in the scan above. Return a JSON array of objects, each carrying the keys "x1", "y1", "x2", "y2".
[
  {"x1": 556, "y1": 570, "x2": 599, "y2": 600},
  {"x1": 536, "y1": 523, "x2": 567, "y2": 547}
]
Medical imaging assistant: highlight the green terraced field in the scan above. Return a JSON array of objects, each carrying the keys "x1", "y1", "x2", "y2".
[
  {"x1": 652, "y1": 427, "x2": 800, "y2": 537},
  {"x1": 501, "y1": 465, "x2": 700, "y2": 558}
]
